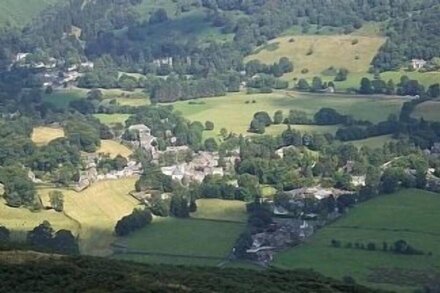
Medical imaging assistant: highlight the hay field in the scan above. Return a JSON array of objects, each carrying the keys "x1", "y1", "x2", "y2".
[
  {"x1": 38, "y1": 178, "x2": 140, "y2": 255},
  {"x1": 246, "y1": 35, "x2": 386, "y2": 81},
  {"x1": 0, "y1": 199, "x2": 78, "y2": 241},
  {"x1": 31, "y1": 127, "x2": 65, "y2": 146},
  {"x1": 97, "y1": 140, "x2": 133, "y2": 158}
]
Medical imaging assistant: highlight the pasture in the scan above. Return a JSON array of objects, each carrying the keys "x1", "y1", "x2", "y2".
[
  {"x1": 114, "y1": 198, "x2": 248, "y2": 266},
  {"x1": 0, "y1": 199, "x2": 78, "y2": 242},
  {"x1": 350, "y1": 135, "x2": 395, "y2": 149},
  {"x1": 38, "y1": 178, "x2": 140, "y2": 255},
  {"x1": 172, "y1": 91, "x2": 404, "y2": 137},
  {"x1": 246, "y1": 35, "x2": 386, "y2": 82},
  {"x1": 114, "y1": 217, "x2": 245, "y2": 266},
  {"x1": 412, "y1": 100, "x2": 440, "y2": 122},
  {"x1": 31, "y1": 127, "x2": 65, "y2": 146},
  {"x1": 94, "y1": 114, "x2": 131, "y2": 126},
  {"x1": 191, "y1": 199, "x2": 247, "y2": 222},
  {"x1": 97, "y1": 140, "x2": 133, "y2": 158},
  {"x1": 273, "y1": 189, "x2": 440, "y2": 292}
]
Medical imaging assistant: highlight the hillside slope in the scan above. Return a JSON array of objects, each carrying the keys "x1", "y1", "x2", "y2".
[
  {"x1": 0, "y1": 251, "x2": 383, "y2": 292},
  {"x1": 0, "y1": 0, "x2": 62, "y2": 27}
]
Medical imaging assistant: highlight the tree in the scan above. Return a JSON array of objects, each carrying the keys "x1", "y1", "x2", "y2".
[
  {"x1": 359, "y1": 78, "x2": 373, "y2": 94},
  {"x1": 296, "y1": 79, "x2": 310, "y2": 91},
  {"x1": 273, "y1": 110, "x2": 283, "y2": 124},
  {"x1": 52, "y1": 230, "x2": 79, "y2": 255},
  {"x1": 205, "y1": 121, "x2": 214, "y2": 131},
  {"x1": 253, "y1": 111, "x2": 272, "y2": 126},
  {"x1": 115, "y1": 209, "x2": 153, "y2": 236},
  {"x1": 204, "y1": 138, "x2": 219, "y2": 152},
  {"x1": 149, "y1": 8, "x2": 169, "y2": 24},
  {"x1": 334, "y1": 68, "x2": 349, "y2": 81},
  {"x1": 428, "y1": 83, "x2": 440, "y2": 98},
  {"x1": 189, "y1": 200, "x2": 197, "y2": 213},
  {"x1": 0, "y1": 226, "x2": 10, "y2": 243},
  {"x1": 311, "y1": 76, "x2": 323, "y2": 92},
  {"x1": 169, "y1": 194, "x2": 190, "y2": 218},
  {"x1": 49, "y1": 191, "x2": 64, "y2": 212},
  {"x1": 27, "y1": 221, "x2": 54, "y2": 250},
  {"x1": 381, "y1": 168, "x2": 400, "y2": 194}
]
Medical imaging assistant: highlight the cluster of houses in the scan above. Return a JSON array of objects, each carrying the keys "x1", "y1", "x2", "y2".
[
  {"x1": 246, "y1": 219, "x2": 315, "y2": 266},
  {"x1": 73, "y1": 124, "x2": 237, "y2": 191},
  {"x1": 12, "y1": 52, "x2": 94, "y2": 88}
]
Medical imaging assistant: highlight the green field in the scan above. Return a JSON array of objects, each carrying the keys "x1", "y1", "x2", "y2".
[
  {"x1": 191, "y1": 199, "x2": 247, "y2": 222},
  {"x1": 114, "y1": 217, "x2": 245, "y2": 266},
  {"x1": 94, "y1": 114, "x2": 131, "y2": 126},
  {"x1": 246, "y1": 35, "x2": 386, "y2": 82},
  {"x1": 172, "y1": 91, "x2": 404, "y2": 137},
  {"x1": 245, "y1": 33, "x2": 439, "y2": 91},
  {"x1": 274, "y1": 189, "x2": 440, "y2": 292},
  {"x1": 114, "y1": 199, "x2": 247, "y2": 266},
  {"x1": 350, "y1": 135, "x2": 395, "y2": 149},
  {"x1": 412, "y1": 100, "x2": 440, "y2": 122},
  {"x1": 0, "y1": 0, "x2": 62, "y2": 27}
]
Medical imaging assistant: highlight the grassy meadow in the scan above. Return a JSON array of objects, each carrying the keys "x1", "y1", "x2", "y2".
[
  {"x1": 114, "y1": 199, "x2": 247, "y2": 266},
  {"x1": 114, "y1": 217, "x2": 245, "y2": 266},
  {"x1": 350, "y1": 135, "x2": 396, "y2": 149},
  {"x1": 0, "y1": 199, "x2": 78, "y2": 242},
  {"x1": 273, "y1": 189, "x2": 440, "y2": 292},
  {"x1": 412, "y1": 100, "x2": 440, "y2": 122},
  {"x1": 191, "y1": 199, "x2": 247, "y2": 222},
  {"x1": 246, "y1": 35, "x2": 385, "y2": 81},
  {"x1": 94, "y1": 114, "x2": 131, "y2": 126},
  {"x1": 172, "y1": 91, "x2": 404, "y2": 137},
  {"x1": 246, "y1": 33, "x2": 440, "y2": 91},
  {"x1": 31, "y1": 126, "x2": 65, "y2": 146}
]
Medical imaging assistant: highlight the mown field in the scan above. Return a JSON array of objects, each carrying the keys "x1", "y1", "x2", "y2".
[
  {"x1": 97, "y1": 140, "x2": 133, "y2": 158},
  {"x1": 0, "y1": 0, "x2": 62, "y2": 27},
  {"x1": 38, "y1": 178, "x2": 140, "y2": 256},
  {"x1": 172, "y1": 91, "x2": 405, "y2": 137},
  {"x1": 31, "y1": 126, "x2": 65, "y2": 146},
  {"x1": 274, "y1": 189, "x2": 440, "y2": 292},
  {"x1": 114, "y1": 199, "x2": 247, "y2": 266},
  {"x1": 412, "y1": 100, "x2": 440, "y2": 122},
  {"x1": 246, "y1": 35, "x2": 385, "y2": 82}
]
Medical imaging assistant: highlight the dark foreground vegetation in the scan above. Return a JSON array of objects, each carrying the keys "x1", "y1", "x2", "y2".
[{"x1": 0, "y1": 252, "x2": 383, "y2": 293}]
